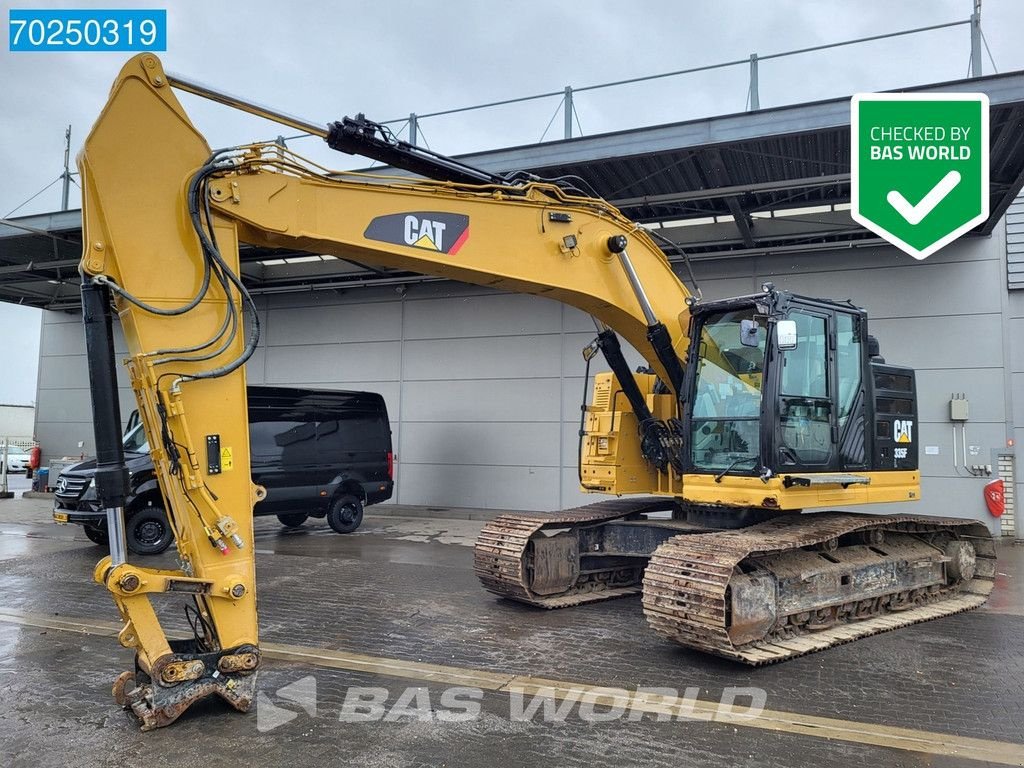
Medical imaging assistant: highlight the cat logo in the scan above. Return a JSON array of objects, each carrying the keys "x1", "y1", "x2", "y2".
[
  {"x1": 364, "y1": 212, "x2": 470, "y2": 255},
  {"x1": 894, "y1": 419, "x2": 913, "y2": 443}
]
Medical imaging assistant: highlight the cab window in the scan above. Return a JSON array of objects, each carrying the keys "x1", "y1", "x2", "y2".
[{"x1": 690, "y1": 309, "x2": 765, "y2": 471}]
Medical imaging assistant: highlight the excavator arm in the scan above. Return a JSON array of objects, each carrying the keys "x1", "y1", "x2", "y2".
[{"x1": 77, "y1": 54, "x2": 695, "y2": 728}]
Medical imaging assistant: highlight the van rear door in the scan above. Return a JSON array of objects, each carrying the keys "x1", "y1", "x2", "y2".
[
  {"x1": 313, "y1": 393, "x2": 392, "y2": 504},
  {"x1": 248, "y1": 393, "x2": 320, "y2": 514}
]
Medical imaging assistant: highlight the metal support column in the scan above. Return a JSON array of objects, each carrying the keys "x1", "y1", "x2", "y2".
[
  {"x1": 749, "y1": 54, "x2": 760, "y2": 110},
  {"x1": 408, "y1": 113, "x2": 418, "y2": 146},
  {"x1": 564, "y1": 86, "x2": 573, "y2": 139},
  {"x1": 970, "y1": 2, "x2": 982, "y2": 77}
]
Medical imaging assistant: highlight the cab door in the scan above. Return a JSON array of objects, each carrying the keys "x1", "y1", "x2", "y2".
[
  {"x1": 774, "y1": 309, "x2": 836, "y2": 471},
  {"x1": 771, "y1": 306, "x2": 868, "y2": 474}
]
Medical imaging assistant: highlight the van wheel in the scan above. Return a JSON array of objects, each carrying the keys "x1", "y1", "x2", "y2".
[
  {"x1": 126, "y1": 507, "x2": 174, "y2": 555},
  {"x1": 327, "y1": 495, "x2": 363, "y2": 534},
  {"x1": 277, "y1": 513, "x2": 308, "y2": 528},
  {"x1": 83, "y1": 524, "x2": 109, "y2": 546}
]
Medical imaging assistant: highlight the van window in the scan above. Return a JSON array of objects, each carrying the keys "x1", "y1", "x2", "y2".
[
  {"x1": 249, "y1": 417, "x2": 318, "y2": 465},
  {"x1": 122, "y1": 423, "x2": 150, "y2": 454},
  {"x1": 317, "y1": 409, "x2": 388, "y2": 455}
]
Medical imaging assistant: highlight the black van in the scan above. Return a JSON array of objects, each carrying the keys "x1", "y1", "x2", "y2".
[{"x1": 52, "y1": 386, "x2": 394, "y2": 554}]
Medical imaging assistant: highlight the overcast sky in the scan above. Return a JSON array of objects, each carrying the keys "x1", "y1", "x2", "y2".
[{"x1": 1, "y1": 0, "x2": 1022, "y2": 406}]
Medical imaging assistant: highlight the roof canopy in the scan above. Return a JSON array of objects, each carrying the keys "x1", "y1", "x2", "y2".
[{"x1": 3, "y1": 70, "x2": 1024, "y2": 310}]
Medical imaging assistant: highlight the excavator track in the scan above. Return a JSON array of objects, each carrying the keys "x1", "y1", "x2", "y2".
[
  {"x1": 476, "y1": 504, "x2": 996, "y2": 664},
  {"x1": 473, "y1": 497, "x2": 677, "y2": 608},
  {"x1": 643, "y1": 513, "x2": 996, "y2": 665}
]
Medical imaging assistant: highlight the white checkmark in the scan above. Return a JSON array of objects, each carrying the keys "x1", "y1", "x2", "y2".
[{"x1": 886, "y1": 170, "x2": 962, "y2": 225}]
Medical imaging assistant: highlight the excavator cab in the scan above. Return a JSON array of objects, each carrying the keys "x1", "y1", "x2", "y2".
[
  {"x1": 684, "y1": 288, "x2": 917, "y2": 487},
  {"x1": 684, "y1": 288, "x2": 918, "y2": 485},
  {"x1": 578, "y1": 285, "x2": 920, "y2": 508}
]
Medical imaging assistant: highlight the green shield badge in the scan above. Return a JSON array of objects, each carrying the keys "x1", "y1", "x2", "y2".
[{"x1": 851, "y1": 93, "x2": 989, "y2": 260}]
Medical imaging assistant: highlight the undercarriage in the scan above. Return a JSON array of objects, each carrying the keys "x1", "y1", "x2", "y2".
[{"x1": 473, "y1": 499, "x2": 996, "y2": 664}]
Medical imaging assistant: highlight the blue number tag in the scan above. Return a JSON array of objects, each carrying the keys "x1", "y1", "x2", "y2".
[{"x1": 9, "y1": 9, "x2": 167, "y2": 52}]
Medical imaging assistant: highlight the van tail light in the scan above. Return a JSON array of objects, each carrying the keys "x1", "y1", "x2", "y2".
[{"x1": 387, "y1": 451, "x2": 394, "y2": 480}]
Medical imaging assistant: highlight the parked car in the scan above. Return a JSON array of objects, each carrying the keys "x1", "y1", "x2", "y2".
[
  {"x1": 52, "y1": 386, "x2": 394, "y2": 554},
  {"x1": 1, "y1": 446, "x2": 30, "y2": 474}
]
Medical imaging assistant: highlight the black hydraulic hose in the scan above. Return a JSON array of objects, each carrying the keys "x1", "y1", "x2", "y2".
[
  {"x1": 151, "y1": 177, "x2": 241, "y2": 365},
  {"x1": 158, "y1": 157, "x2": 261, "y2": 382},
  {"x1": 100, "y1": 163, "x2": 217, "y2": 317}
]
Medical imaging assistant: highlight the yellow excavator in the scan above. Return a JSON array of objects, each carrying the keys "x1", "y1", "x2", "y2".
[{"x1": 78, "y1": 54, "x2": 995, "y2": 729}]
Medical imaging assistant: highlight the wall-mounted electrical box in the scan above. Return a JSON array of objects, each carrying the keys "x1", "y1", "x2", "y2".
[{"x1": 950, "y1": 393, "x2": 969, "y2": 422}]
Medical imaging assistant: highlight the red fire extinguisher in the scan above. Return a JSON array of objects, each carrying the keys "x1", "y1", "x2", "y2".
[{"x1": 984, "y1": 479, "x2": 1005, "y2": 518}]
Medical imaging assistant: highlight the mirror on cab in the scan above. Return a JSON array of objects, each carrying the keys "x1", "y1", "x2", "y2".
[
  {"x1": 776, "y1": 319, "x2": 798, "y2": 350},
  {"x1": 739, "y1": 318, "x2": 761, "y2": 348}
]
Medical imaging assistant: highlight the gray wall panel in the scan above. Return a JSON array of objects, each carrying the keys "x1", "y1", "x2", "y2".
[
  {"x1": 914, "y1": 369, "x2": 1006, "y2": 424},
  {"x1": 916, "y1": 423, "x2": 1008, "y2": 478},
  {"x1": 398, "y1": 462, "x2": 559, "y2": 509},
  {"x1": 38, "y1": 355, "x2": 129, "y2": 391},
  {"x1": 404, "y1": 335, "x2": 562, "y2": 380},
  {"x1": 39, "y1": 320, "x2": 87, "y2": 357},
  {"x1": 1010, "y1": 318, "x2": 1024, "y2": 373},
  {"x1": 402, "y1": 378, "x2": 561, "y2": 423},
  {"x1": 869, "y1": 315, "x2": 1004, "y2": 370},
  {"x1": 401, "y1": 421, "x2": 560, "y2": 468},
  {"x1": 1008, "y1": 291, "x2": 1024, "y2": 319},
  {"x1": 266, "y1": 302, "x2": 401, "y2": 345},
  {"x1": 38, "y1": 356, "x2": 93, "y2": 390},
  {"x1": 246, "y1": 348, "x2": 267, "y2": 384},
  {"x1": 564, "y1": 306, "x2": 600, "y2": 333},
  {"x1": 1013, "y1": 372, "x2": 1024, "y2": 426},
  {"x1": 264, "y1": 341, "x2": 402, "y2": 383},
  {"x1": 35, "y1": 388, "x2": 93, "y2": 425},
  {"x1": 404, "y1": 293, "x2": 561, "y2": 339}
]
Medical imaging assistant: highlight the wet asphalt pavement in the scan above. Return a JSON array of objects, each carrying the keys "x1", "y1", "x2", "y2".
[{"x1": 0, "y1": 497, "x2": 1021, "y2": 768}]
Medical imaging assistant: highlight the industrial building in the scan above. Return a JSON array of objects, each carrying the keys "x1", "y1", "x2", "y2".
[
  {"x1": 0, "y1": 404, "x2": 34, "y2": 442},
  {"x1": 1, "y1": 71, "x2": 1022, "y2": 538}
]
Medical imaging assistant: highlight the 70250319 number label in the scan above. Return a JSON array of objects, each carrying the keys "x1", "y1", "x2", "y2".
[{"x1": 9, "y1": 9, "x2": 166, "y2": 52}]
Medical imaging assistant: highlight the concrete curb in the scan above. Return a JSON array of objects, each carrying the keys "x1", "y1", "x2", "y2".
[
  {"x1": 6, "y1": 493, "x2": 510, "y2": 522},
  {"x1": 7, "y1": 494, "x2": 507, "y2": 522},
  {"x1": 366, "y1": 505, "x2": 503, "y2": 522}
]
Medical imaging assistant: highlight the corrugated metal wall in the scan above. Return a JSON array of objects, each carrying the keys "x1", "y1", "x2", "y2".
[
  {"x1": 1008, "y1": 194, "x2": 1024, "y2": 290},
  {"x1": 998, "y1": 454, "x2": 1016, "y2": 537},
  {"x1": 35, "y1": 229, "x2": 1017, "y2": 533}
]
